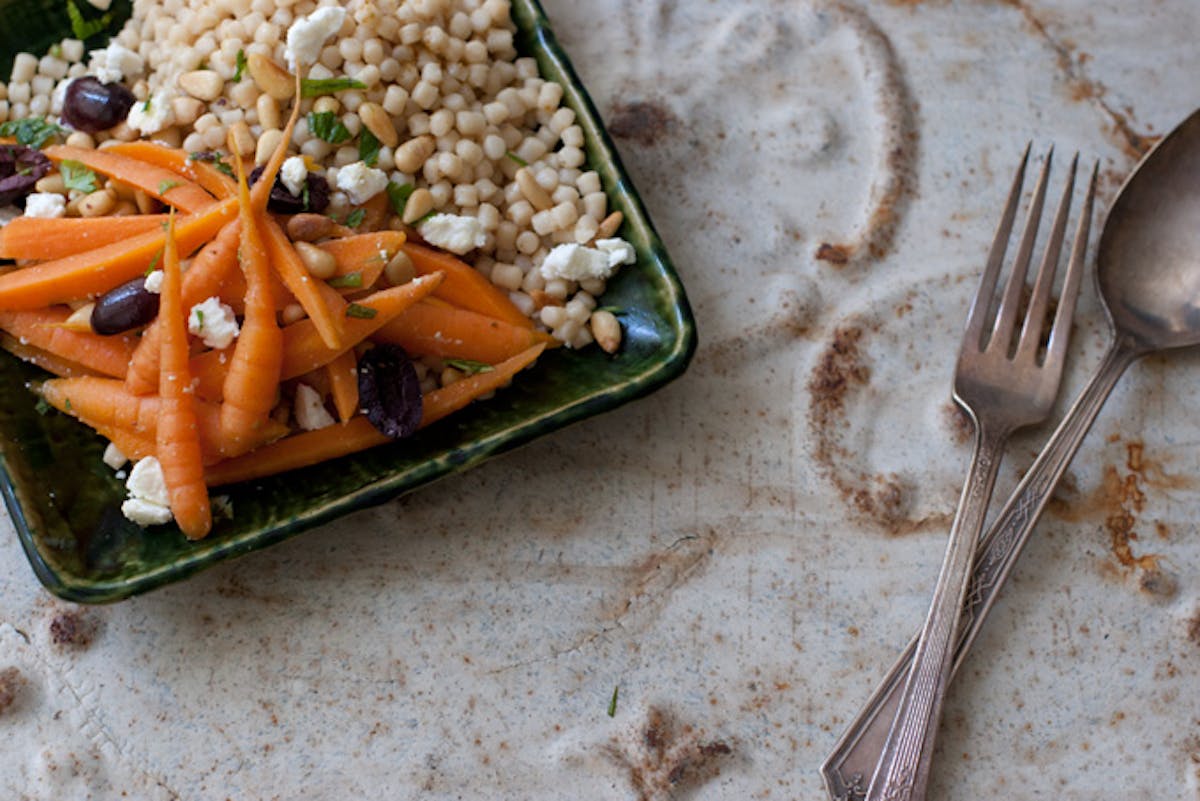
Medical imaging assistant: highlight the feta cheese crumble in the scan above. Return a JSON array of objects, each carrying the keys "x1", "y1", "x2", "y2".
[
  {"x1": 280, "y1": 156, "x2": 308, "y2": 197},
  {"x1": 102, "y1": 441, "x2": 128, "y2": 470},
  {"x1": 87, "y1": 43, "x2": 143, "y2": 85},
  {"x1": 121, "y1": 457, "x2": 172, "y2": 527},
  {"x1": 539, "y1": 243, "x2": 615, "y2": 282},
  {"x1": 293, "y1": 383, "x2": 336, "y2": 431},
  {"x1": 417, "y1": 213, "x2": 487, "y2": 255},
  {"x1": 143, "y1": 270, "x2": 164, "y2": 294},
  {"x1": 188, "y1": 297, "x2": 240, "y2": 349},
  {"x1": 595, "y1": 238, "x2": 637, "y2": 268},
  {"x1": 23, "y1": 192, "x2": 66, "y2": 219},
  {"x1": 127, "y1": 90, "x2": 175, "y2": 135},
  {"x1": 285, "y1": 7, "x2": 347, "y2": 71},
  {"x1": 335, "y1": 160, "x2": 388, "y2": 205}
]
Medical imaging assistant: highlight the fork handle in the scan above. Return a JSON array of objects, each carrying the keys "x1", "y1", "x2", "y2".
[
  {"x1": 864, "y1": 421, "x2": 1008, "y2": 801},
  {"x1": 821, "y1": 340, "x2": 1141, "y2": 801}
]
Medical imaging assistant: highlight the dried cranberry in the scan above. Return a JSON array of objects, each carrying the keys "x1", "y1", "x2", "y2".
[
  {"x1": 247, "y1": 166, "x2": 330, "y2": 214},
  {"x1": 0, "y1": 146, "x2": 52, "y2": 207},
  {"x1": 357, "y1": 344, "x2": 422, "y2": 439},
  {"x1": 61, "y1": 77, "x2": 136, "y2": 133}
]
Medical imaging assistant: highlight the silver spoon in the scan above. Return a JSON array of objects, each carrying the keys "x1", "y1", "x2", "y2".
[{"x1": 821, "y1": 107, "x2": 1200, "y2": 801}]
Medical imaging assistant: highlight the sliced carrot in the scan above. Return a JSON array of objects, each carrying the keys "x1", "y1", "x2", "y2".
[
  {"x1": 0, "y1": 333, "x2": 95, "y2": 377},
  {"x1": 318, "y1": 230, "x2": 406, "y2": 293},
  {"x1": 104, "y1": 141, "x2": 237, "y2": 200},
  {"x1": 218, "y1": 161, "x2": 284, "y2": 458},
  {"x1": 374, "y1": 298, "x2": 558, "y2": 364},
  {"x1": 157, "y1": 212, "x2": 211, "y2": 539},
  {"x1": 94, "y1": 422, "x2": 157, "y2": 464},
  {"x1": 260, "y1": 213, "x2": 345, "y2": 349},
  {"x1": 402, "y1": 242, "x2": 533, "y2": 329},
  {"x1": 40, "y1": 376, "x2": 287, "y2": 463},
  {"x1": 0, "y1": 197, "x2": 237, "y2": 310},
  {"x1": 250, "y1": 76, "x2": 301, "y2": 213},
  {"x1": 124, "y1": 219, "x2": 241, "y2": 395},
  {"x1": 43, "y1": 145, "x2": 217, "y2": 214},
  {"x1": 325, "y1": 349, "x2": 359, "y2": 423},
  {"x1": 0, "y1": 307, "x2": 138, "y2": 378},
  {"x1": 204, "y1": 343, "x2": 545, "y2": 486},
  {"x1": 0, "y1": 215, "x2": 169, "y2": 261}
]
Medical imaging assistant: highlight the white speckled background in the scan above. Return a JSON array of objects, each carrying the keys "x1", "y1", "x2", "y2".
[{"x1": 4, "y1": 1, "x2": 1200, "y2": 799}]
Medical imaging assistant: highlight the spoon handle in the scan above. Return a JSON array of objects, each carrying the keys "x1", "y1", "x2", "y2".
[{"x1": 820, "y1": 341, "x2": 1140, "y2": 801}]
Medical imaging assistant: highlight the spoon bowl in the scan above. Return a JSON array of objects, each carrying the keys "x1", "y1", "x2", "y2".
[{"x1": 1099, "y1": 108, "x2": 1200, "y2": 350}]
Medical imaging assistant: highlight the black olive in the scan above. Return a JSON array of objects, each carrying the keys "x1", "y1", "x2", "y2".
[
  {"x1": 61, "y1": 77, "x2": 136, "y2": 134},
  {"x1": 248, "y1": 166, "x2": 330, "y2": 214},
  {"x1": 357, "y1": 344, "x2": 422, "y2": 439},
  {"x1": 91, "y1": 276, "x2": 160, "y2": 335},
  {"x1": 0, "y1": 145, "x2": 52, "y2": 207}
]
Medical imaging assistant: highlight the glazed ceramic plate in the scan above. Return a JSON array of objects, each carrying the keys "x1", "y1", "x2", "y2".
[{"x1": 0, "y1": 0, "x2": 696, "y2": 602}]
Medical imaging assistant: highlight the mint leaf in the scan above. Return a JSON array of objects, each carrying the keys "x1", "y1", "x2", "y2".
[
  {"x1": 505, "y1": 151, "x2": 528, "y2": 167},
  {"x1": 0, "y1": 118, "x2": 64, "y2": 148},
  {"x1": 307, "y1": 111, "x2": 351, "y2": 144},
  {"x1": 358, "y1": 128, "x2": 380, "y2": 167},
  {"x1": 66, "y1": 0, "x2": 113, "y2": 40},
  {"x1": 444, "y1": 358, "x2": 494, "y2": 375},
  {"x1": 158, "y1": 179, "x2": 181, "y2": 195},
  {"x1": 385, "y1": 181, "x2": 414, "y2": 216},
  {"x1": 327, "y1": 271, "x2": 363, "y2": 289},
  {"x1": 59, "y1": 159, "x2": 97, "y2": 193},
  {"x1": 346, "y1": 303, "x2": 377, "y2": 319},
  {"x1": 344, "y1": 208, "x2": 366, "y2": 228},
  {"x1": 300, "y1": 77, "x2": 367, "y2": 98},
  {"x1": 233, "y1": 49, "x2": 247, "y2": 82}
]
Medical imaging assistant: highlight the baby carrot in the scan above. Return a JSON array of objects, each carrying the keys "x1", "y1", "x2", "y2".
[
  {"x1": 325, "y1": 350, "x2": 359, "y2": 423},
  {"x1": 0, "y1": 333, "x2": 93, "y2": 377},
  {"x1": 0, "y1": 215, "x2": 169, "y2": 261},
  {"x1": 218, "y1": 158, "x2": 284, "y2": 457},
  {"x1": 0, "y1": 307, "x2": 138, "y2": 378},
  {"x1": 104, "y1": 141, "x2": 236, "y2": 199},
  {"x1": 402, "y1": 242, "x2": 533, "y2": 328},
  {"x1": 259, "y1": 214, "x2": 345, "y2": 349},
  {"x1": 373, "y1": 298, "x2": 558, "y2": 364},
  {"x1": 43, "y1": 145, "x2": 217, "y2": 214},
  {"x1": 249, "y1": 72, "x2": 302, "y2": 213},
  {"x1": 157, "y1": 211, "x2": 212, "y2": 540}
]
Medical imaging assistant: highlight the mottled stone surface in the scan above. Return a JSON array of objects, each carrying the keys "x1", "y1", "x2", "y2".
[{"x1": 4, "y1": 1, "x2": 1200, "y2": 798}]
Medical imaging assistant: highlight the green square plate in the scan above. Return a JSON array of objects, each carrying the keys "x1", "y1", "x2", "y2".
[{"x1": 0, "y1": 0, "x2": 696, "y2": 602}]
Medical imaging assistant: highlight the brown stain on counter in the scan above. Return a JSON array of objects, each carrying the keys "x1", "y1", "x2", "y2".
[
  {"x1": 606, "y1": 706, "x2": 734, "y2": 801},
  {"x1": 608, "y1": 100, "x2": 679, "y2": 147}
]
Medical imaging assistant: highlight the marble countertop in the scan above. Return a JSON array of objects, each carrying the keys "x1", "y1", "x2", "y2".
[{"x1": 4, "y1": 1, "x2": 1200, "y2": 798}]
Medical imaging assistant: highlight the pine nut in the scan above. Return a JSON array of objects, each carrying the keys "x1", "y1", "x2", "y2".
[
  {"x1": 402, "y1": 187, "x2": 434, "y2": 224},
  {"x1": 281, "y1": 303, "x2": 307, "y2": 325},
  {"x1": 134, "y1": 189, "x2": 157, "y2": 215},
  {"x1": 294, "y1": 241, "x2": 338, "y2": 279},
  {"x1": 111, "y1": 200, "x2": 138, "y2": 216},
  {"x1": 228, "y1": 121, "x2": 255, "y2": 158},
  {"x1": 589, "y1": 309, "x2": 621, "y2": 354},
  {"x1": 171, "y1": 96, "x2": 205, "y2": 127},
  {"x1": 78, "y1": 189, "x2": 116, "y2": 217},
  {"x1": 34, "y1": 173, "x2": 65, "y2": 194},
  {"x1": 312, "y1": 96, "x2": 339, "y2": 115},
  {"x1": 515, "y1": 166, "x2": 551, "y2": 211},
  {"x1": 64, "y1": 131, "x2": 95, "y2": 149},
  {"x1": 178, "y1": 69, "x2": 225, "y2": 101},
  {"x1": 287, "y1": 213, "x2": 335, "y2": 242},
  {"x1": 393, "y1": 135, "x2": 436, "y2": 173},
  {"x1": 358, "y1": 102, "x2": 399, "y2": 148},
  {"x1": 595, "y1": 210, "x2": 623, "y2": 240},
  {"x1": 256, "y1": 94, "x2": 281, "y2": 130},
  {"x1": 247, "y1": 52, "x2": 295, "y2": 100},
  {"x1": 255, "y1": 128, "x2": 283, "y2": 165},
  {"x1": 62, "y1": 303, "x2": 96, "y2": 333},
  {"x1": 384, "y1": 250, "x2": 415, "y2": 285}
]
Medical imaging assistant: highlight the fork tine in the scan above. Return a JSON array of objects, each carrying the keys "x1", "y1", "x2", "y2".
[
  {"x1": 1016, "y1": 152, "x2": 1079, "y2": 361},
  {"x1": 989, "y1": 147, "x2": 1054, "y2": 351},
  {"x1": 963, "y1": 143, "x2": 1031, "y2": 351},
  {"x1": 1042, "y1": 159, "x2": 1098, "y2": 369}
]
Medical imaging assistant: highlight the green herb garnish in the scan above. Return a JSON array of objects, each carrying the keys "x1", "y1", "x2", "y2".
[
  {"x1": 213, "y1": 160, "x2": 234, "y2": 178},
  {"x1": 385, "y1": 181, "x2": 414, "y2": 216},
  {"x1": 607, "y1": 685, "x2": 619, "y2": 718},
  {"x1": 358, "y1": 128, "x2": 380, "y2": 167},
  {"x1": 307, "y1": 111, "x2": 351, "y2": 144},
  {"x1": 233, "y1": 49, "x2": 247, "y2": 82},
  {"x1": 194, "y1": 309, "x2": 205, "y2": 329},
  {"x1": 505, "y1": 150, "x2": 528, "y2": 167},
  {"x1": 145, "y1": 249, "x2": 162, "y2": 274},
  {"x1": 0, "y1": 118, "x2": 64, "y2": 148},
  {"x1": 344, "y1": 208, "x2": 366, "y2": 228},
  {"x1": 48, "y1": 44, "x2": 63, "y2": 59},
  {"x1": 59, "y1": 159, "x2": 98, "y2": 193},
  {"x1": 34, "y1": 397, "x2": 52, "y2": 416},
  {"x1": 158, "y1": 179, "x2": 181, "y2": 195},
  {"x1": 445, "y1": 359, "x2": 493, "y2": 375},
  {"x1": 346, "y1": 303, "x2": 377, "y2": 319},
  {"x1": 300, "y1": 77, "x2": 367, "y2": 98},
  {"x1": 327, "y1": 271, "x2": 363, "y2": 289},
  {"x1": 66, "y1": 0, "x2": 113, "y2": 40}
]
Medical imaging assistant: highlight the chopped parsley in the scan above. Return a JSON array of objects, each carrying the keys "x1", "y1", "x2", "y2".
[
  {"x1": 385, "y1": 181, "x2": 414, "y2": 216},
  {"x1": 59, "y1": 159, "x2": 97, "y2": 193},
  {"x1": 346, "y1": 303, "x2": 377, "y2": 319},
  {"x1": 344, "y1": 208, "x2": 366, "y2": 228},
  {"x1": 213, "y1": 160, "x2": 234, "y2": 178},
  {"x1": 358, "y1": 128, "x2": 381, "y2": 167},
  {"x1": 34, "y1": 397, "x2": 52, "y2": 416},
  {"x1": 300, "y1": 77, "x2": 367, "y2": 98},
  {"x1": 65, "y1": 0, "x2": 113, "y2": 41},
  {"x1": 607, "y1": 685, "x2": 619, "y2": 718},
  {"x1": 505, "y1": 150, "x2": 528, "y2": 167},
  {"x1": 327, "y1": 271, "x2": 363, "y2": 289},
  {"x1": 145, "y1": 249, "x2": 162, "y2": 274},
  {"x1": 233, "y1": 49, "x2": 247, "y2": 82},
  {"x1": 194, "y1": 309, "x2": 205, "y2": 329},
  {"x1": 445, "y1": 359, "x2": 493, "y2": 375},
  {"x1": 0, "y1": 118, "x2": 64, "y2": 148},
  {"x1": 157, "y1": 179, "x2": 181, "y2": 195},
  {"x1": 307, "y1": 111, "x2": 351, "y2": 144}
]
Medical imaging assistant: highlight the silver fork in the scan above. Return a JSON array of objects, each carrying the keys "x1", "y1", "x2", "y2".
[{"x1": 863, "y1": 146, "x2": 1089, "y2": 801}]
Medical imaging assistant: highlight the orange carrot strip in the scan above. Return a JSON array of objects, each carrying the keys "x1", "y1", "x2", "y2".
[
  {"x1": 373, "y1": 298, "x2": 558, "y2": 364},
  {"x1": 250, "y1": 77, "x2": 301, "y2": 213},
  {"x1": 218, "y1": 162, "x2": 284, "y2": 457},
  {"x1": 157, "y1": 212, "x2": 212, "y2": 539},
  {"x1": 402, "y1": 242, "x2": 533, "y2": 329},
  {"x1": 204, "y1": 343, "x2": 545, "y2": 486},
  {"x1": 43, "y1": 145, "x2": 216, "y2": 214},
  {"x1": 325, "y1": 350, "x2": 359, "y2": 423},
  {"x1": 40, "y1": 376, "x2": 287, "y2": 463},
  {"x1": 260, "y1": 213, "x2": 345, "y2": 349},
  {"x1": 0, "y1": 215, "x2": 169, "y2": 261},
  {"x1": 104, "y1": 141, "x2": 237, "y2": 200},
  {"x1": 318, "y1": 230, "x2": 406, "y2": 293},
  {"x1": 0, "y1": 197, "x2": 237, "y2": 310},
  {"x1": 124, "y1": 219, "x2": 241, "y2": 395},
  {"x1": 0, "y1": 307, "x2": 137, "y2": 378},
  {"x1": 0, "y1": 333, "x2": 95, "y2": 377},
  {"x1": 95, "y1": 422, "x2": 157, "y2": 463}
]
